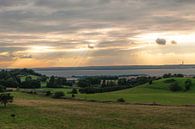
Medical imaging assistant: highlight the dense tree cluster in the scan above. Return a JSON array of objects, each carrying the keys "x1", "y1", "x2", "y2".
[
  {"x1": 163, "y1": 73, "x2": 184, "y2": 78},
  {"x1": 20, "y1": 80, "x2": 41, "y2": 89},
  {"x1": 47, "y1": 76, "x2": 67, "y2": 88},
  {"x1": 79, "y1": 85, "x2": 131, "y2": 94},
  {"x1": 77, "y1": 77, "x2": 101, "y2": 88}
]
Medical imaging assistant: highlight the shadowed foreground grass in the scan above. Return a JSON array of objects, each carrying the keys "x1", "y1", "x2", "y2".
[{"x1": 1, "y1": 92, "x2": 195, "y2": 129}]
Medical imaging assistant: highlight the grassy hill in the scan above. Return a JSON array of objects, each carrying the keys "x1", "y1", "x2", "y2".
[
  {"x1": 1, "y1": 92, "x2": 195, "y2": 129},
  {"x1": 78, "y1": 78, "x2": 195, "y2": 105}
]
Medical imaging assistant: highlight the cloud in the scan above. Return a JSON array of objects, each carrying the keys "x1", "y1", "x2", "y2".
[
  {"x1": 0, "y1": 0, "x2": 195, "y2": 67},
  {"x1": 171, "y1": 40, "x2": 177, "y2": 45},
  {"x1": 0, "y1": 0, "x2": 27, "y2": 7},
  {"x1": 88, "y1": 44, "x2": 95, "y2": 49},
  {"x1": 19, "y1": 54, "x2": 32, "y2": 59},
  {"x1": 156, "y1": 38, "x2": 166, "y2": 45}
]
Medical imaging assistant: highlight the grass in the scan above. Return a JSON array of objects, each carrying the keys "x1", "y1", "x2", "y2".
[
  {"x1": 77, "y1": 78, "x2": 195, "y2": 105},
  {"x1": 1, "y1": 92, "x2": 195, "y2": 129},
  {"x1": 17, "y1": 77, "x2": 195, "y2": 105}
]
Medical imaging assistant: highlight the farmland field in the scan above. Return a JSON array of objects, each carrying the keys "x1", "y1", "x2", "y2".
[
  {"x1": 39, "y1": 77, "x2": 195, "y2": 105},
  {"x1": 1, "y1": 92, "x2": 195, "y2": 129}
]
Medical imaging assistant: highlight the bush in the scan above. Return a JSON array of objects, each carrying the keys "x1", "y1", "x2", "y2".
[
  {"x1": 169, "y1": 82, "x2": 182, "y2": 92},
  {"x1": 0, "y1": 93, "x2": 13, "y2": 107},
  {"x1": 164, "y1": 79, "x2": 176, "y2": 83},
  {"x1": 45, "y1": 91, "x2": 52, "y2": 96},
  {"x1": 71, "y1": 88, "x2": 78, "y2": 94},
  {"x1": 184, "y1": 79, "x2": 192, "y2": 91},
  {"x1": 0, "y1": 85, "x2": 5, "y2": 92},
  {"x1": 53, "y1": 91, "x2": 65, "y2": 99},
  {"x1": 72, "y1": 94, "x2": 75, "y2": 98},
  {"x1": 149, "y1": 80, "x2": 153, "y2": 85},
  {"x1": 117, "y1": 98, "x2": 125, "y2": 103}
]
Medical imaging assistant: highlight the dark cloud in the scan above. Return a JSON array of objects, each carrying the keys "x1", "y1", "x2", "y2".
[
  {"x1": 19, "y1": 54, "x2": 32, "y2": 59},
  {"x1": 156, "y1": 38, "x2": 166, "y2": 45},
  {"x1": 171, "y1": 40, "x2": 177, "y2": 45},
  {"x1": 88, "y1": 44, "x2": 95, "y2": 49}
]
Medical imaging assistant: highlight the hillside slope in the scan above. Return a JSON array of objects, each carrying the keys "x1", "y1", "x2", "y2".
[{"x1": 79, "y1": 78, "x2": 195, "y2": 105}]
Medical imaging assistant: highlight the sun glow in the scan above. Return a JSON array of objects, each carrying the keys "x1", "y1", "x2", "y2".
[{"x1": 27, "y1": 46, "x2": 55, "y2": 53}]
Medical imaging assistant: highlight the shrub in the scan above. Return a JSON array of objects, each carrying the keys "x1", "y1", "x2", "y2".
[
  {"x1": 53, "y1": 91, "x2": 65, "y2": 99},
  {"x1": 149, "y1": 80, "x2": 153, "y2": 85},
  {"x1": 0, "y1": 85, "x2": 5, "y2": 92},
  {"x1": 45, "y1": 91, "x2": 52, "y2": 96},
  {"x1": 71, "y1": 88, "x2": 78, "y2": 94},
  {"x1": 117, "y1": 98, "x2": 125, "y2": 103},
  {"x1": 0, "y1": 93, "x2": 13, "y2": 107},
  {"x1": 169, "y1": 82, "x2": 182, "y2": 92},
  {"x1": 72, "y1": 94, "x2": 75, "y2": 98},
  {"x1": 164, "y1": 79, "x2": 176, "y2": 83},
  {"x1": 184, "y1": 79, "x2": 192, "y2": 91}
]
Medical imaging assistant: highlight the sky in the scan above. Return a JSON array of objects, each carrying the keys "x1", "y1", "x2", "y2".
[{"x1": 0, "y1": 0, "x2": 195, "y2": 68}]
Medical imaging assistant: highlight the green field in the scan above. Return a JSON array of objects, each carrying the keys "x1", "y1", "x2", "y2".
[
  {"x1": 76, "y1": 78, "x2": 195, "y2": 105},
  {"x1": 30, "y1": 77, "x2": 195, "y2": 105},
  {"x1": 1, "y1": 92, "x2": 195, "y2": 129}
]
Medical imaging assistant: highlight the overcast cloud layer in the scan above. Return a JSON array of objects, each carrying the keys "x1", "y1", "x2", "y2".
[{"x1": 0, "y1": 0, "x2": 195, "y2": 68}]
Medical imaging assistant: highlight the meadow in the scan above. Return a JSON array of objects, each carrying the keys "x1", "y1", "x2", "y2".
[
  {"x1": 1, "y1": 92, "x2": 195, "y2": 129},
  {"x1": 39, "y1": 77, "x2": 195, "y2": 105}
]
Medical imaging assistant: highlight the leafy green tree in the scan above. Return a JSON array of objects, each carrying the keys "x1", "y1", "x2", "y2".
[
  {"x1": 77, "y1": 79, "x2": 91, "y2": 88},
  {"x1": 47, "y1": 76, "x2": 55, "y2": 88},
  {"x1": 21, "y1": 80, "x2": 41, "y2": 89},
  {"x1": 0, "y1": 93, "x2": 13, "y2": 107}
]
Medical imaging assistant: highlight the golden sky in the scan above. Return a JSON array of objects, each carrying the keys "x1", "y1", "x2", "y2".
[{"x1": 0, "y1": 0, "x2": 195, "y2": 68}]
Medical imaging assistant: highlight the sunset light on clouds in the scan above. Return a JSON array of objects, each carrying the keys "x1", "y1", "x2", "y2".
[{"x1": 0, "y1": 0, "x2": 195, "y2": 68}]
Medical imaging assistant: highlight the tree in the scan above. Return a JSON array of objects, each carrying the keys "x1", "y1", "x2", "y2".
[
  {"x1": 0, "y1": 93, "x2": 13, "y2": 107},
  {"x1": 185, "y1": 79, "x2": 192, "y2": 91},
  {"x1": 77, "y1": 79, "x2": 91, "y2": 88},
  {"x1": 47, "y1": 76, "x2": 55, "y2": 88},
  {"x1": 118, "y1": 78, "x2": 127, "y2": 85},
  {"x1": 21, "y1": 80, "x2": 41, "y2": 89}
]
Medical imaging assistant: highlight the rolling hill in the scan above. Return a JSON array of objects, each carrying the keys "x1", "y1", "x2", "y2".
[{"x1": 78, "y1": 77, "x2": 195, "y2": 105}]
